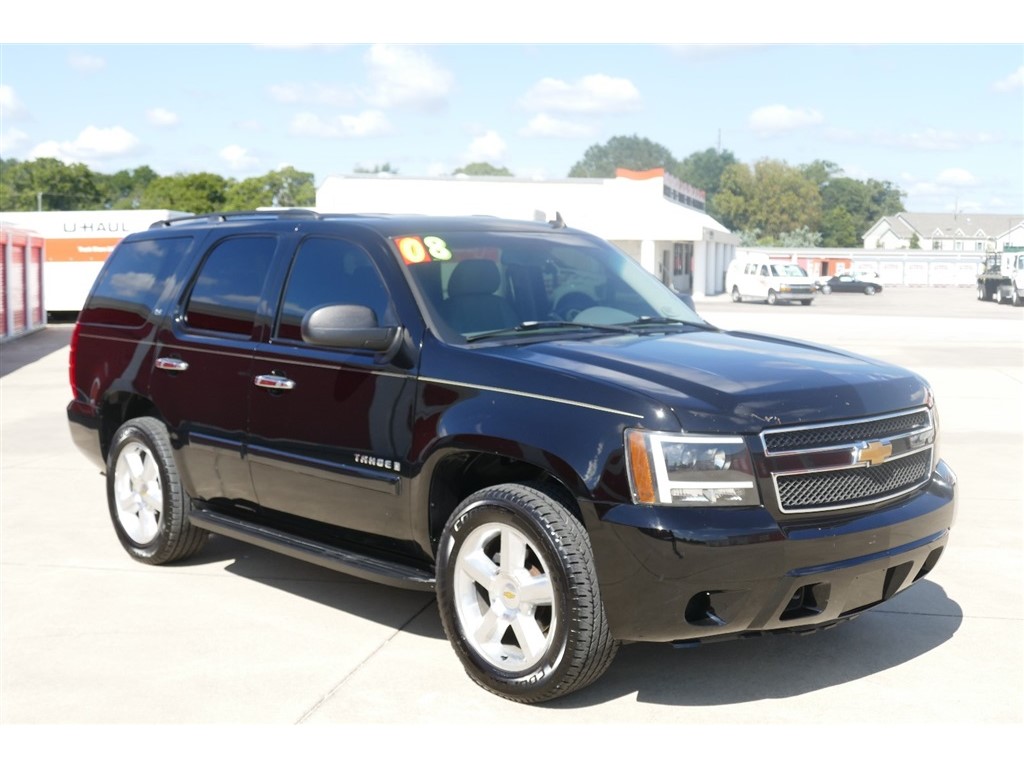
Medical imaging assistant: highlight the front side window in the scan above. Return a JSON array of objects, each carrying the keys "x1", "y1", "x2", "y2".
[
  {"x1": 275, "y1": 236, "x2": 395, "y2": 343},
  {"x1": 184, "y1": 235, "x2": 277, "y2": 335}
]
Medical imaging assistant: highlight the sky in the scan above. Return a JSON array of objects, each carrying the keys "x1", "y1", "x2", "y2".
[{"x1": 1, "y1": 4, "x2": 1022, "y2": 216}]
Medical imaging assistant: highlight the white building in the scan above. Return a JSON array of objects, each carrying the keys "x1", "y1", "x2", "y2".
[
  {"x1": 863, "y1": 212, "x2": 1024, "y2": 252},
  {"x1": 316, "y1": 168, "x2": 738, "y2": 297}
]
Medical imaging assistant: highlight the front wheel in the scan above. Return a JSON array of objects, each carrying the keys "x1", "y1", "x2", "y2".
[
  {"x1": 864, "y1": 285, "x2": 876, "y2": 295},
  {"x1": 767, "y1": 290, "x2": 778, "y2": 305},
  {"x1": 106, "y1": 416, "x2": 208, "y2": 565},
  {"x1": 731, "y1": 285, "x2": 742, "y2": 303},
  {"x1": 435, "y1": 483, "x2": 618, "y2": 703}
]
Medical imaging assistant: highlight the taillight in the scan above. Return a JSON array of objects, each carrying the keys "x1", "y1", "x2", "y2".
[{"x1": 69, "y1": 322, "x2": 82, "y2": 397}]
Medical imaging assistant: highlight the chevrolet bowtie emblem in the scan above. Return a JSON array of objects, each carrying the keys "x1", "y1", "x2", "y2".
[{"x1": 857, "y1": 440, "x2": 893, "y2": 466}]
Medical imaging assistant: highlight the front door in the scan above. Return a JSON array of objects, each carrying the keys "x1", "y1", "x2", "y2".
[{"x1": 246, "y1": 235, "x2": 417, "y2": 538}]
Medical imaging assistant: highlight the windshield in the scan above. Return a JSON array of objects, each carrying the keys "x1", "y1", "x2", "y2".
[
  {"x1": 770, "y1": 264, "x2": 809, "y2": 277},
  {"x1": 393, "y1": 228, "x2": 704, "y2": 342}
]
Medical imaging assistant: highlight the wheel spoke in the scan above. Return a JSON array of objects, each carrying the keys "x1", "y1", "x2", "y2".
[
  {"x1": 500, "y1": 527, "x2": 528, "y2": 574},
  {"x1": 124, "y1": 449, "x2": 145, "y2": 481},
  {"x1": 473, "y1": 604, "x2": 507, "y2": 648},
  {"x1": 510, "y1": 613, "x2": 548, "y2": 665},
  {"x1": 517, "y1": 572, "x2": 553, "y2": 606},
  {"x1": 459, "y1": 548, "x2": 498, "y2": 589}
]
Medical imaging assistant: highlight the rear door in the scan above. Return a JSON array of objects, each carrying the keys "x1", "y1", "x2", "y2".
[
  {"x1": 150, "y1": 232, "x2": 281, "y2": 506},
  {"x1": 245, "y1": 233, "x2": 419, "y2": 538}
]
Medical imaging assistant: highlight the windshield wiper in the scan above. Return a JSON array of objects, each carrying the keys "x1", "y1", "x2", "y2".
[
  {"x1": 465, "y1": 320, "x2": 628, "y2": 342},
  {"x1": 618, "y1": 315, "x2": 713, "y2": 330}
]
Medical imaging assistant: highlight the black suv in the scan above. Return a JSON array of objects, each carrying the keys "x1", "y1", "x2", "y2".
[{"x1": 67, "y1": 210, "x2": 957, "y2": 703}]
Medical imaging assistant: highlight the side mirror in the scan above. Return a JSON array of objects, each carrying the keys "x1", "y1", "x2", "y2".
[{"x1": 301, "y1": 304, "x2": 400, "y2": 352}]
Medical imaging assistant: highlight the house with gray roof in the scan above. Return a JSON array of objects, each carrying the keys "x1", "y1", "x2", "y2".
[{"x1": 863, "y1": 212, "x2": 1024, "y2": 252}]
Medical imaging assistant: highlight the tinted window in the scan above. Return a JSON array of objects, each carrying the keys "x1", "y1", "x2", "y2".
[
  {"x1": 84, "y1": 236, "x2": 194, "y2": 326},
  {"x1": 275, "y1": 236, "x2": 394, "y2": 343},
  {"x1": 184, "y1": 236, "x2": 277, "y2": 336}
]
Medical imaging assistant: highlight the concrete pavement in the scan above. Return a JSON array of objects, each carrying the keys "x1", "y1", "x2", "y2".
[{"x1": 1, "y1": 288, "x2": 1020, "y2": 747}]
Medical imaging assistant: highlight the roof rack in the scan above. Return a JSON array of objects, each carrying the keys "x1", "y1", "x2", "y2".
[{"x1": 149, "y1": 209, "x2": 322, "y2": 228}]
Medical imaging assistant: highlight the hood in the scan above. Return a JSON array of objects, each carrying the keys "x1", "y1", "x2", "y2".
[{"x1": 483, "y1": 328, "x2": 930, "y2": 434}]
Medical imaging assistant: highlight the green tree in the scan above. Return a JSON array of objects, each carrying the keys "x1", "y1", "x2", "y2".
[
  {"x1": 354, "y1": 162, "x2": 398, "y2": 174},
  {"x1": 98, "y1": 165, "x2": 160, "y2": 210},
  {"x1": 715, "y1": 160, "x2": 821, "y2": 241},
  {"x1": 676, "y1": 148, "x2": 737, "y2": 195},
  {"x1": 820, "y1": 207, "x2": 860, "y2": 247},
  {"x1": 568, "y1": 134, "x2": 677, "y2": 178},
  {"x1": 453, "y1": 162, "x2": 513, "y2": 176},
  {"x1": 224, "y1": 167, "x2": 316, "y2": 210},
  {"x1": 140, "y1": 172, "x2": 228, "y2": 214},
  {"x1": 0, "y1": 157, "x2": 104, "y2": 211}
]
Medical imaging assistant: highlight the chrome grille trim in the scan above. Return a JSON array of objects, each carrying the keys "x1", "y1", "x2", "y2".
[
  {"x1": 761, "y1": 408, "x2": 935, "y2": 514},
  {"x1": 761, "y1": 408, "x2": 933, "y2": 455}
]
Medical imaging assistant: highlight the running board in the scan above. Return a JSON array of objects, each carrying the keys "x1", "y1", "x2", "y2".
[{"x1": 188, "y1": 507, "x2": 435, "y2": 591}]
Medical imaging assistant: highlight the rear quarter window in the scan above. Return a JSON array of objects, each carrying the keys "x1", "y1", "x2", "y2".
[{"x1": 82, "y1": 236, "x2": 195, "y2": 327}]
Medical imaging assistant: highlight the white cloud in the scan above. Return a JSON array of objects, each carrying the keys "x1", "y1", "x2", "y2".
[
  {"x1": 289, "y1": 110, "x2": 392, "y2": 138},
  {"x1": 749, "y1": 104, "x2": 824, "y2": 134},
  {"x1": 936, "y1": 168, "x2": 979, "y2": 186},
  {"x1": 992, "y1": 65, "x2": 1024, "y2": 92},
  {"x1": 465, "y1": 130, "x2": 507, "y2": 162},
  {"x1": 521, "y1": 74, "x2": 641, "y2": 114},
  {"x1": 520, "y1": 113, "x2": 594, "y2": 138},
  {"x1": 268, "y1": 82, "x2": 355, "y2": 107},
  {"x1": 220, "y1": 144, "x2": 260, "y2": 170},
  {"x1": 0, "y1": 127, "x2": 29, "y2": 156},
  {"x1": 69, "y1": 53, "x2": 105, "y2": 73},
  {"x1": 30, "y1": 125, "x2": 140, "y2": 162},
  {"x1": 146, "y1": 107, "x2": 180, "y2": 127},
  {"x1": 363, "y1": 45, "x2": 453, "y2": 111},
  {"x1": 0, "y1": 85, "x2": 28, "y2": 120}
]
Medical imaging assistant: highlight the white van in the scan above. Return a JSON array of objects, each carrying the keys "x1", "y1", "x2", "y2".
[{"x1": 726, "y1": 258, "x2": 817, "y2": 305}]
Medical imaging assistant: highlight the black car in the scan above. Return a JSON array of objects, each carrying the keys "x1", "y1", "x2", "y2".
[
  {"x1": 67, "y1": 210, "x2": 956, "y2": 703},
  {"x1": 818, "y1": 274, "x2": 884, "y2": 295}
]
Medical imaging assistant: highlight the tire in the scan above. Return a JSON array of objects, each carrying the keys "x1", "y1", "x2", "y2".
[
  {"x1": 800, "y1": 299, "x2": 813, "y2": 306},
  {"x1": 106, "y1": 416, "x2": 208, "y2": 565},
  {"x1": 767, "y1": 290, "x2": 778, "y2": 305},
  {"x1": 731, "y1": 285, "x2": 742, "y2": 303},
  {"x1": 435, "y1": 483, "x2": 618, "y2": 703},
  {"x1": 864, "y1": 285, "x2": 876, "y2": 295},
  {"x1": 977, "y1": 284, "x2": 989, "y2": 301},
  {"x1": 820, "y1": 285, "x2": 832, "y2": 295}
]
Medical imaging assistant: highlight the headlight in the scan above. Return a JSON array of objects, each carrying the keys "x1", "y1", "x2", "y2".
[{"x1": 625, "y1": 430, "x2": 760, "y2": 506}]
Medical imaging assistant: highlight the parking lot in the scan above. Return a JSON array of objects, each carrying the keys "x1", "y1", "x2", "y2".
[{"x1": 1, "y1": 286, "x2": 1020, "y2": 744}]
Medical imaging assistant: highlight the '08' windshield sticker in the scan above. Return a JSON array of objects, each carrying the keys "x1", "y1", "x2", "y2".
[{"x1": 395, "y1": 235, "x2": 453, "y2": 264}]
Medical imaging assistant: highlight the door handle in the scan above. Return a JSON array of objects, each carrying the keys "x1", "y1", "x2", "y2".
[
  {"x1": 254, "y1": 374, "x2": 296, "y2": 391},
  {"x1": 155, "y1": 357, "x2": 189, "y2": 372}
]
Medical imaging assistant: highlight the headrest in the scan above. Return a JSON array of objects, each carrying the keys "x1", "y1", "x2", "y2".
[{"x1": 447, "y1": 260, "x2": 501, "y2": 298}]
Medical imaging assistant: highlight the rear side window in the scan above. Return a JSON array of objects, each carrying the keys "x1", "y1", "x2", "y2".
[
  {"x1": 184, "y1": 235, "x2": 277, "y2": 336},
  {"x1": 83, "y1": 236, "x2": 194, "y2": 327}
]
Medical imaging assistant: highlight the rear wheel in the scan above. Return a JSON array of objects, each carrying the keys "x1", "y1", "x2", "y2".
[
  {"x1": 107, "y1": 417, "x2": 207, "y2": 564},
  {"x1": 435, "y1": 483, "x2": 618, "y2": 703},
  {"x1": 977, "y1": 283, "x2": 989, "y2": 301}
]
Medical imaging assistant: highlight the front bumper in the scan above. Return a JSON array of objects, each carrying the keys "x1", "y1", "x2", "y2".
[{"x1": 586, "y1": 459, "x2": 957, "y2": 643}]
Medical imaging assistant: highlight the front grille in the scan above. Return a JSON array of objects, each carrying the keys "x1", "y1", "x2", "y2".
[
  {"x1": 764, "y1": 411, "x2": 931, "y2": 453},
  {"x1": 777, "y1": 450, "x2": 933, "y2": 511},
  {"x1": 762, "y1": 408, "x2": 935, "y2": 514}
]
